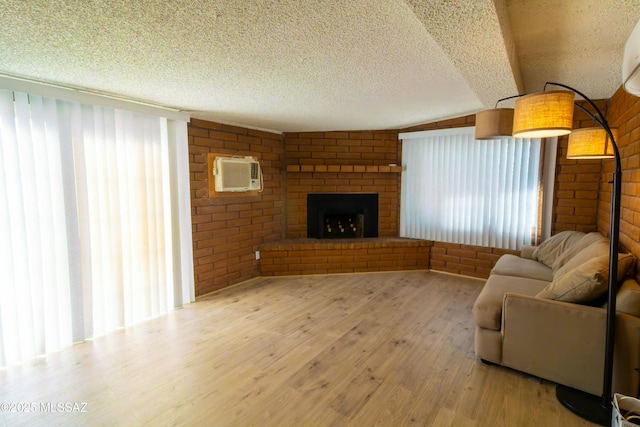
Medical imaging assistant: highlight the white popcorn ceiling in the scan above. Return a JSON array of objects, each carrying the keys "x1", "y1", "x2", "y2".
[{"x1": 0, "y1": 0, "x2": 639, "y2": 132}]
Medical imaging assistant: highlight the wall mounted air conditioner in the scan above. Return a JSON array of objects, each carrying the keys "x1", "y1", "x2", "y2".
[
  {"x1": 623, "y1": 18, "x2": 640, "y2": 96},
  {"x1": 213, "y1": 156, "x2": 262, "y2": 192}
]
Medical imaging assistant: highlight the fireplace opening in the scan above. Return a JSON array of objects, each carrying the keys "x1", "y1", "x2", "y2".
[{"x1": 307, "y1": 193, "x2": 378, "y2": 239}]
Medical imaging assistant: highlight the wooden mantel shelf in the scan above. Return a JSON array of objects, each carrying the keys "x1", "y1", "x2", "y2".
[{"x1": 286, "y1": 164, "x2": 402, "y2": 173}]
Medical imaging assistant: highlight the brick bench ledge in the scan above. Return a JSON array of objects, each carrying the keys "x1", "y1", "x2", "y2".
[
  {"x1": 259, "y1": 237, "x2": 432, "y2": 251},
  {"x1": 258, "y1": 237, "x2": 432, "y2": 276}
]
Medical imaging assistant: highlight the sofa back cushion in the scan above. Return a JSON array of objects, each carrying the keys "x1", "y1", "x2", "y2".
[
  {"x1": 552, "y1": 239, "x2": 610, "y2": 279},
  {"x1": 532, "y1": 230, "x2": 585, "y2": 268},
  {"x1": 551, "y1": 232, "x2": 609, "y2": 274},
  {"x1": 617, "y1": 278, "x2": 640, "y2": 317},
  {"x1": 537, "y1": 253, "x2": 635, "y2": 303}
]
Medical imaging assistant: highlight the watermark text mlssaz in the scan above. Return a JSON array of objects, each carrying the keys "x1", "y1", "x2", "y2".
[{"x1": 0, "y1": 402, "x2": 88, "y2": 413}]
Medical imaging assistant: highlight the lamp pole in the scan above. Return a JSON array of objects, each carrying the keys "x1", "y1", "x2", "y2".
[{"x1": 547, "y1": 82, "x2": 621, "y2": 426}]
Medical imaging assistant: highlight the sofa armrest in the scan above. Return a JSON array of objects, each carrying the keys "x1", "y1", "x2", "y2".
[
  {"x1": 520, "y1": 245, "x2": 536, "y2": 259},
  {"x1": 501, "y1": 293, "x2": 606, "y2": 395}
]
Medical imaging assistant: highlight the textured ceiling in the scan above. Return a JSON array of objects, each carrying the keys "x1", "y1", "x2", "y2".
[
  {"x1": 507, "y1": 0, "x2": 640, "y2": 99},
  {"x1": 1, "y1": 0, "x2": 639, "y2": 132}
]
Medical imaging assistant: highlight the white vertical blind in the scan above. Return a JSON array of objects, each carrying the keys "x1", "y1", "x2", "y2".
[
  {"x1": 400, "y1": 127, "x2": 542, "y2": 250},
  {"x1": 0, "y1": 91, "x2": 73, "y2": 365},
  {"x1": 0, "y1": 89, "x2": 193, "y2": 367}
]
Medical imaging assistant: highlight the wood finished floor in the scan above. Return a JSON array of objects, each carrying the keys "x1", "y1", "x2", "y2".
[{"x1": 0, "y1": 271, "x2": 598, "y2": 426}]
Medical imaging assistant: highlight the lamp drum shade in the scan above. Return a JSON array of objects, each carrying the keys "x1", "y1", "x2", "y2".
[
  {"x1": 475, "y1": 108, "x2": 514, "y2": 139},
  {"x1": 567, "y1": 127, "x2": 617, "y2": 159},
  {"x1": 512, "y1": 90, "x2": 575, "y2": 138}
]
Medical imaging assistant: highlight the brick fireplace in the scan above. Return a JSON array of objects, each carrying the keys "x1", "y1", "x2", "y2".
[
  {"x1": 284, "y1": 130, "x2": 401, "y2": 238},
  {"x1": 258, "y1": 129, "x2": 430, "y2": 276}
]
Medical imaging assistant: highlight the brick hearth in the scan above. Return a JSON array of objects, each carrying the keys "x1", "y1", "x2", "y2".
[{"x1": 259, "y1": 237, "x2": 431, "y2": 276}]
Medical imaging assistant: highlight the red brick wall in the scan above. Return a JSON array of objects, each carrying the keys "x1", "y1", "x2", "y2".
[
  {"x1": 284, "y1": 130, "x2": 400, "y2": 238},
  {"x1": 186, "y1": 97, "x2": 618, "y2": 291},
  {"x1": 552, "y1": 99, "x2": 608, "y2": 234},
  {"x1": 259, "y1": 238, "x2": 430, "y2": 276},
  {"x1": 601, "y1": 87, "x2": 640, "y2": 269},
  {"x1": 429, "y1": 243, "x2": 518, "y2": 280},
  {"x1": 189, "y1": 119, "x2": 286, "y2": 296}
]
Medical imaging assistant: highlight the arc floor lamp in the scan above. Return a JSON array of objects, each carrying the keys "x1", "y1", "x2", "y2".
[{"x1": 477, "y1": 82, "x2": 621, "y2": 426}]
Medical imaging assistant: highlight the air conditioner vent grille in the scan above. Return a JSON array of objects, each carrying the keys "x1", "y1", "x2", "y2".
[
  {"x1": 222, "y1": 162, "x2": 250, "y2": 189},
  {"x1": 214, "y1": 157, "x2": 262, "y2": 192}
]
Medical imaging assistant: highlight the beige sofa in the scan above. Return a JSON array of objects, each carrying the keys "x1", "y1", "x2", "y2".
[{"x1": 472, "y1": 231, "x2": 640, "y2": 397}]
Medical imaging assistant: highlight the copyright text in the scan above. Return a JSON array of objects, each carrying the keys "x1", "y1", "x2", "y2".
[{"x1": 0, "y1": 402, "x2": 88, "y2": 413}]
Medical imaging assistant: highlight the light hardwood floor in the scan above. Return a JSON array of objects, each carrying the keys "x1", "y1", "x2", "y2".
[{"x1": 0, "y1": 271, "x2": 599, "y2": 426}]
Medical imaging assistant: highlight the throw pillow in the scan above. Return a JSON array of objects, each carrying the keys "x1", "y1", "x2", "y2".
[
  {"x1": 532, "y1": 230, "x2": 585, "y2": 268},
  {"x1": 537, "y1": 253, "x2": 635, "y2": 303}
]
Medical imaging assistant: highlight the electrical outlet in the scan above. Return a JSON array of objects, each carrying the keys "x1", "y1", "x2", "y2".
[{"x1": 255, "y1": 250, "x2": 260, "y2": 260}]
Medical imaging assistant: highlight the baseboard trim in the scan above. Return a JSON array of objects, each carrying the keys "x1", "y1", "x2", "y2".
[{"x1": 428, "y1": 269, "x2": 487, "y2": 282}]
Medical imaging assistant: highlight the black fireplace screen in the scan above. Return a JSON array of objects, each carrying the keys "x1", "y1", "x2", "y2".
[{"x1": 307, "y1": 193, "x2": 378, "y2": 238}]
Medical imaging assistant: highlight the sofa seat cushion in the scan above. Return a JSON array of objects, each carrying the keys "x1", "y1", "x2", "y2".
[
  {"x1": 490, "y1": 254, "x2": 553, "y2": 282},
  {"x1": 472, "y1": 275, "x2": 550, "y2": 330}
]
